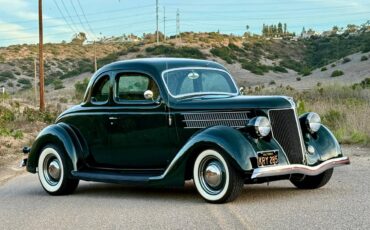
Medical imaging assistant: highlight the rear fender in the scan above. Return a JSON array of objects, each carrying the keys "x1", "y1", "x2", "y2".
[{"x1": 27, "y1": 123, "x2": 86, "y2": 175}]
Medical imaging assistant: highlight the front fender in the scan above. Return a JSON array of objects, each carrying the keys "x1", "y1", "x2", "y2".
[
  {"x1": 27, "y1": 123, "x2": 84, "y2": 174},
  {"x1": 300, "y1": 115, "x2": 342, "y2": 165},
  {"x1": 152, "y1": 125, "x2": 278, "y2": 186}
]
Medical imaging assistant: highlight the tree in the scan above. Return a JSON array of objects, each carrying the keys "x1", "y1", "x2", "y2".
[
  {"x1": 283, "y1": 23, "x2": 287, "y2": 35},
  {"x1": 301, "y1": 27, "x2": 306, "y2": 36},
  {"x1": 278, "y1": 22, "x2": 283, "y2": 35},
  {"x1": 332, "y1": 26, "x2": 339, "y2": 34},
  {"x1": 71, "y1": 32, "x2": 87, "y2": 45}
]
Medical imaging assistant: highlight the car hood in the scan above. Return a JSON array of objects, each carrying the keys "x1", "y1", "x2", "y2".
[{"x1": 170, "y1": 95, "x2": 294, "y2": 111}]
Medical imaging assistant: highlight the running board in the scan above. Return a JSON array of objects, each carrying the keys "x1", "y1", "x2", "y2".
[{"x1": 71, "y1": 170, "x2": 155, "y2": 184}]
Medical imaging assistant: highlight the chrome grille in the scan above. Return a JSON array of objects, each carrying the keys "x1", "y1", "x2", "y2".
[
  {"x1": 269, "y1": 109, "x2": 304, "y2": 164},
  {"x1": 183, "y1": 111, "x2": 251, "y2": 128}
]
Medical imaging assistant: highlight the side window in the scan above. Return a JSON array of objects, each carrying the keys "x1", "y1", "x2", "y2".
[
  {"x1": 115, "y1": 73, "x2": 160, "y2": 102},
  {"x1": 91, "y1": 75, "x2": 110, "y2": 104}
]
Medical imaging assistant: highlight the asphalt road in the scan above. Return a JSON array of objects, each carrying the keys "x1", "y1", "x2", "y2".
[{"x1": 0, "y1": 147, "x2": 369, "y2": 230}]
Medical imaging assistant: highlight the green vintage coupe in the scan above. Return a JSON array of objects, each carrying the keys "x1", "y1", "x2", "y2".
[{"x1": 23, "y1": 58, "x2": 350, "y2": 203}]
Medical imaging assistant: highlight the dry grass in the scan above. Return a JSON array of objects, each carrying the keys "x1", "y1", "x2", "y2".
[{"x1": 254, "y1": 85, "x2": 370, "y2": 146}]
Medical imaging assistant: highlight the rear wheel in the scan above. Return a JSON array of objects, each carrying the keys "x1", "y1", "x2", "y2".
[
  {"x1": 193, "y1": 149, "x2": 244, "y2": 203},
  {"x1": 290, "y1": 168, "x2": 333, "y2": 189},
  {"x1": 38, "y1": 144, "x2": 79, "y2": 195}
]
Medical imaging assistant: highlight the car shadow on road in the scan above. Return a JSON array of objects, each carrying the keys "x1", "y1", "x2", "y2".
[{"x1": 70, "y1": 180, "x2": 314, "y2": 203}]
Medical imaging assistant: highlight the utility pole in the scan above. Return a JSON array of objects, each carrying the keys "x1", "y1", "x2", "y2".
[
  {"x1": 34, "y1": 59, "x2": 37, "y2": 106},
  {"x1": 156, "y1": 0, "x2": 159, "y2": 44},
  {"x1": 38, "y1": 0, "x2": 45, "y2": 111},
  {"x1": 93, "y1": 41, "x2": 97, "y2": 72},
  {"x1": 163, "y1": 6, "x2": 166, "y2": 42},
  {"x1": 176, "y1": 9, "x2": 181, "y2": 43}
]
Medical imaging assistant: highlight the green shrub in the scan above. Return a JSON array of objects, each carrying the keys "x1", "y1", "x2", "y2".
[
  {"x1": 301, "y1": 66, "x2": 311, "y2": 76},
  {"x1": 322, "y1": 109, "x2": 346, "y2": 130},
  {"x1": 22, "y1": 107, "x2": 57, "y2": 124},
  {"x1": 321, "y1": 67, "x2": 327, "y2": 71},
  {"x1": 146, "y1": 45, "x2": 206, "y2": 59},
  {"x1": 17, "y1": 78, "x2": 31, "y2": 85},
  {"x1": 331, "y1": 70, "x2": 344, "y2": 77},
  {"x1": 269, "y1": 80, "x2": 276, "y2": 85},
  {"x1": 296, "y1": 77, "x2": 301, "y2": 81},
  {"x1": 7, "y1": 82, "x2": 14, "y2": 87},
  {"x1": 360, "y1": 55, "x2": 368, "y2": 61},
  {"x1": 271, "y1": 65, "x2": 288, "y2": 73},
  {"x1": 0, "y1": 106, "x2": 15, "y2": 123},
  {"x1": 53, "y1": 79, "x2": 64, "y2": 90},
  {"x1": 74, "y1": 78, "x2": 89, "y2": 100},
  {"x1": 241, "y1": 61, "x2": 269, "y2": 75},
  {"x1": 59, "y1": 97, "x2": 68, "y2": 103},
  {"x1": 210, "y1": 46, "x2": 235, "y2": 64},
  {"x1": 342, "y1": 57, "x2": 351, "y2": 64},
  {"x1": 0, "y1": 71, "x2": 15, "y2": 79},
  {"x1": 352, "y1": 78, "x2": 370, "y2": 89},
  {"x1": 331, "y1": 64, "x2": 336, "y2": 67}
]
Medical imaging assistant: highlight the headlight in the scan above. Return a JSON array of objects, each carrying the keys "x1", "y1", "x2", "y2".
[
  {"x1": 248, "y1": 116, "x2": 271, "y2": 138},
  {"x1": 306, "y1": 112, "x2": 321, "y2": 133}
]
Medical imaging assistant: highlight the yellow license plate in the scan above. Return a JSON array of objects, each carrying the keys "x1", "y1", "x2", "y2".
[{"x1": 257, "y1": 151, "x2": 278, "y2": 167}]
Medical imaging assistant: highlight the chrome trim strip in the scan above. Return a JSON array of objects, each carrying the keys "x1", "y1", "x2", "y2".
[
  {"x1": 161, "y1": 67, "x2": 239, "y2": 99},
  {"x1": 182, "y1": 111, "x2": 250, "y2": 128},
  {"x1": 251, "y1": 156, "x2": 350, "y2": 179}
]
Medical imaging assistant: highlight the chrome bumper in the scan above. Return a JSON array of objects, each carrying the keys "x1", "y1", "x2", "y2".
[{"x1": 251, "y1": 156, "x2": 350, "y2": 179}]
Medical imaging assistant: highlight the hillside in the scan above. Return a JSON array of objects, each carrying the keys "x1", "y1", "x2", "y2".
[
  {"x1": 1, "y1": 32, "x2": 370, "y2": 168},
  {"x1": 0, "y1": 31, "x2": 370, "y2": 99}
]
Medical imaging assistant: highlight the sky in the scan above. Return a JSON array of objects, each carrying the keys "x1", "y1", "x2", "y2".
[{"x1": 0, "y1": 0, "x2": 369, "y2": 47}]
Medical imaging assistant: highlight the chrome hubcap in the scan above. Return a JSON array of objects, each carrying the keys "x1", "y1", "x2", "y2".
[
  {"x1": 199, "y1": 156, "x2": 225, "y2": 195},
  {"x1": 48, "y1": 160, "x2": 61, "y2": 181},
  {"x1": 204, "y1": 162, "x2": 222, "y2": 187},
  {"x1": 43, "y1": 154, "x2": 62, "y2": 186}
]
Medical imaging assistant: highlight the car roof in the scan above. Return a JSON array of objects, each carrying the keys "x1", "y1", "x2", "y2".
[{"x1": 93, "y1": 57, "x2": 227, "y2": 81}]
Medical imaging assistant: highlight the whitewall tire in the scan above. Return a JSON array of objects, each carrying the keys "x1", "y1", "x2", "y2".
[
  {"x1": 193, "y1": 149, "x2": 244, "y2": 203},
  {"x1": 38, "y1": 144, "x2": 79, "y2": 195}
]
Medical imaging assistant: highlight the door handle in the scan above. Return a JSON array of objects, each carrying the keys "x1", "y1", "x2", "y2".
[{"x1": 109, "y1": 117, "x2": 118, "y2": 125}]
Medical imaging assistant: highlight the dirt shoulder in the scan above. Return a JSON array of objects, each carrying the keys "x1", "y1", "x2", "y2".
[{"x1": 0, "y1": 145, "x2": 368, "y2": 186}]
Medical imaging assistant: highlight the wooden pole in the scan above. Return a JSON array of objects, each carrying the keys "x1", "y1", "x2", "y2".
[
  {"x1": 38, "y1": 0, "x2": 45, "y2": 111},
  {"x1": 34, "y1": 59, "x2": 37, "y2": 106},
  {"x1": 94, "y1": 41, "x2": 97, "y2": 72}
]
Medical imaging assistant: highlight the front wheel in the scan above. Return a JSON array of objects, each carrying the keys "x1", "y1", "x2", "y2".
[
  {"x1": 38, "y1": 144, "x2": 79, "y2": 195},
  {"x1": 193, "y1": 149, "x2": 244, "y2": 203},
  {"x1": 290, "y1": 168, "x2": 333, "y2": 189}
]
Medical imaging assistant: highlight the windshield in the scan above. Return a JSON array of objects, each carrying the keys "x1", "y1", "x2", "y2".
[{"x1": 162, "y1": 68, "x2": 238, "y2": 98}]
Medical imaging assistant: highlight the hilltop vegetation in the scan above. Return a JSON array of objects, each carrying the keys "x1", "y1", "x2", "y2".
[{"x1": 1, "y1": 30, "x2": 370, "y2": 93}]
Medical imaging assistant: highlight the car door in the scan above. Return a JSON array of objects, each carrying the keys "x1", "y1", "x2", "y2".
[
  {"x1": 70, "y1": 73, "x2": 112, "y2": 167},
  {"x1": 107, "y1": 71, "x2": 173, "y2": 169}
]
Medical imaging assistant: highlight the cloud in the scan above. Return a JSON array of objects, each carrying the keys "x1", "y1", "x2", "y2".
[
  {"x1": 0, "y1": 20, "x2": 38, "y2": 45},
  {"x1": 0, "y1": 0, "x2": 74, "y2": 45}
]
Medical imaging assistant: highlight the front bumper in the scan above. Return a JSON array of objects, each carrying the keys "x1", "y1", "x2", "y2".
[{"x1": 251, "y1": 156, "x2": 350, "y2": 179}]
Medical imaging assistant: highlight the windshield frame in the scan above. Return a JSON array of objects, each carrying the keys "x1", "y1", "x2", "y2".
[{"x1": 161, "y1": 67, "x2": 239, "y2": 99}]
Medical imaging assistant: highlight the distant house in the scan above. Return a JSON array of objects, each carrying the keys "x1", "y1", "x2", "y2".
[{"x1": 301, "y1": 30, "x2": 320, "y2": 39}]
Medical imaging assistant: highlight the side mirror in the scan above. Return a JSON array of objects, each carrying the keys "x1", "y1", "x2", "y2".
[
  {"x1": 144, "y1": 90, "x2": 154, "y2": 100},
  {"x1": 239, "y1": 87, "x2": 245, "y2": 95}
]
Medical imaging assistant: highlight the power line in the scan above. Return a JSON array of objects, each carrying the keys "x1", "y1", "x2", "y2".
[
  {"x1": 69, "y1": 0, "x2": 91, "y2": 37},
  {"x1": 77, "y1": 0, "x2": 98, "y2": 39},
  {"x1": 156, "y1": 0, "x2": 159, "y2": 44},
  {"x1": 51, "y1": 0, "x2": 76, "y2": 33},
  {"x1": 60, "y1": 0, "x2": 81, "y2": 33},
  {"x1": 176, "y1": 9, "x2": 181, "y2": 43},
  {"x1": 163, "y1": 6, "x2": 166, "y2": 42}
]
